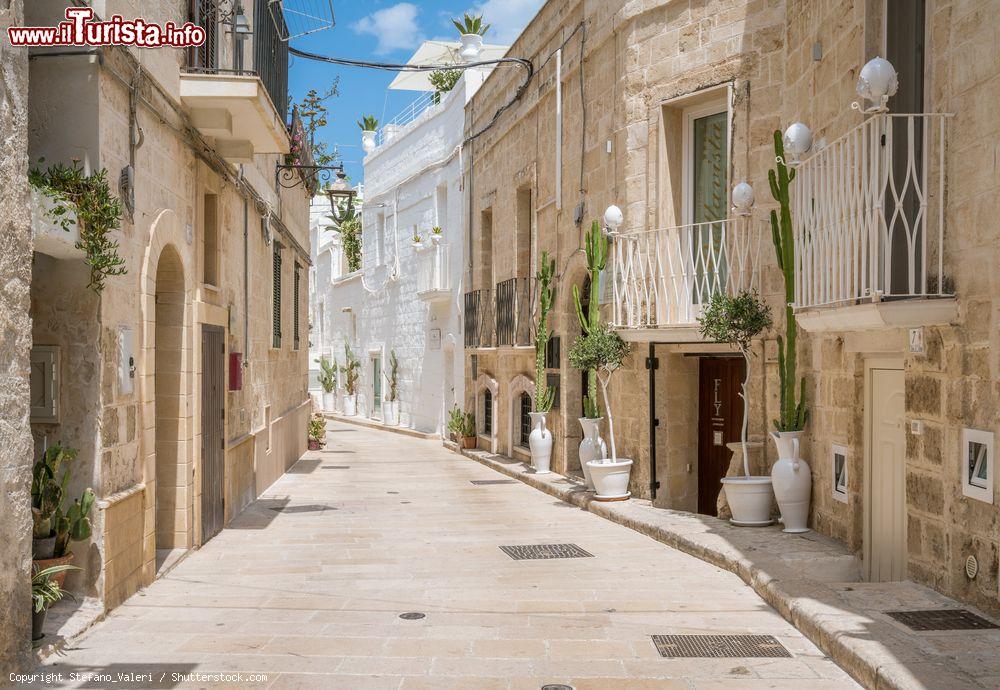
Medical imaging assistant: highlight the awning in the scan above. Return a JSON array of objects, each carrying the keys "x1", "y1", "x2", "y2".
[{"x1": 387, "y1": 40, "x2": 511, "y2": 91}]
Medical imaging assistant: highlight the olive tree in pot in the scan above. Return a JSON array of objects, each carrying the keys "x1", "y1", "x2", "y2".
[
  {"x1": 568, "y1": 325, "x2": 632, "y2": 500},
  {"x1": 340, "y1": 344, "x2": 360, "y2": 416},
  {"x1": 529, "y1": 251, "x2": 556, "y2": 473},
  {"x1": 698, "y1": 290, "x2": 774, "y2": 526},
  {"x1": 382, "y1": 350, "x2": 400, "y2": 426},
  {"x1": 316, "y1": 355, "x2": 337, "y2": 411}
]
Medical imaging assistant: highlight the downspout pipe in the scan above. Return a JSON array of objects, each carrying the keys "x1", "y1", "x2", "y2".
[{"x1": 243, "y1": 192, "x2": 249, "y2": 366}]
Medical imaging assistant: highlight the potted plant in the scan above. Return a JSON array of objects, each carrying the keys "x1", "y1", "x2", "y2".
[
  {"x1": 768, "y1": 130, "x2": 811, "y2": 533},
  {"x1": 358, "y1": 115, "x2": 379, "y2": 153},
  {"x1": 528, "y1": 251, "x2": 557, "y2": 473},
  {"x1": 572, "y1": 221, "x2": 609, "y2": 489},
  {"x1": 430, "y1": 226, "x2": 443, "y2": 245},
  {"x1": 447, "y1": 406, "x2": 476, "y2": 449},
  {"x1": 568, "y1": 325, "x2": 632, "y2": 500},
  {"x1": 411, "y1": 233, "x2": 423, "y2": 248},
  {"x1": 698, "y1": 290, "x2": 774, "y2": 525},
  {"x1": 452, "y1": 13, "x2": 490, "y2": 62},
  {"x1": 32, "y1": 444, "x2": 93, "y2": 586},
  {"x1": 383, "y1": 350, "x2": 400, "y2": 426},
  {"x1": 308, "y1": 414, "x2": 326, "y2": 450},
  {"x1": 31, "y1": 563, "x2": 80, "y2": 641},
  {"x1": 316, "y1": 356, "x2": 337, "y2": 411},
  {"x1": 340, "y1": 343, "x2": 360, "y2": 416}
]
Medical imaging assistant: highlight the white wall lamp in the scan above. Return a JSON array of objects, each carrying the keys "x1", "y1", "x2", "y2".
[
  {"x1": 855, "y1": 56, "x2": 899, "y2": 113},
  {"x1": 603, "y1": 204, "x2": 623, "y2": 237},
  {"x1": 781, "y1": 122, "x2": 813, "y2": 166},
  {"x1": 731, "y1": 182, "x2": 754, "y2": 217}
]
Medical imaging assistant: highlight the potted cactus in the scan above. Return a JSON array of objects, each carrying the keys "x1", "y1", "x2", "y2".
[
  {"x1": 529, "y1": 251, "x2": 556, "y2": 473},
  {"x1": 452, "y1": 12, "x2": 490, "y2": 61},
  {"x1": 358, "y1": 115, "x2": 379, "y2": 153},
  {"x1": 382, "y1": 350, "x2": 400, "y2": 426},
  {"x1": 340, "y1": 343, "x2": 361, "y2": 416},
  {"x1": 447, "y1": 406, "x2": 476, "y2": 449}
]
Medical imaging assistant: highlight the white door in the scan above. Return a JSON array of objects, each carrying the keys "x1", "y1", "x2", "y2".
[{"x1": 866, "y1": 365, "x2": 906, "y2": 582}]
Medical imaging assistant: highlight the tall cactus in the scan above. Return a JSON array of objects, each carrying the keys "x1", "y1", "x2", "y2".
[
  {"x1": 572, "y1": 220, "x2": 608, "y2": 418},
  {"x1": 769, "y1": 130, "x2": 808, "y2": 432},
  {"x1": 534, "y1": 250, "x2": 556, "y2": 412}
]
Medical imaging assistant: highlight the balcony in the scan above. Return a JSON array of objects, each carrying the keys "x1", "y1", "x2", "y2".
[
  {"x1": 791, "y1": 113, "x2": 956, "y2": 331},
  {"x1": 416, "y1": 244, "x2": 451, "y2": 302},
  {"x1": 494, "y1": 277, "x2": 535, "y2": 347},
  {"x1": 180, "y1": 0, "x2": 290, "y2": 162},
  {"x1": 464, "y1": 288, "x2": 495, "y2": 348},
  {"x1": 610, "y1": 217, "x2": 762, "y2": 341}
]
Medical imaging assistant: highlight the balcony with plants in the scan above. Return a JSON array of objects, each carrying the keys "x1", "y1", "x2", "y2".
[{"x1": 416, "y1": 238, "x2": 451, "y2": 302}]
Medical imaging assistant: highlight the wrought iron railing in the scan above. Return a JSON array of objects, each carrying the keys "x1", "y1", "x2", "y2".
[
  {"x1": 464, "y1": 288, "x2": 495, "y2": 348},
  {"x1": 791, "y1": 113, "x2": 951, "y2": 309},
  {"x1": 417, "y1": 244, "x2": 450, "y2": 294},
  {"x1": 611, "y1": 217, "x2": 762, "y2": 329},
  {"x1": 375, "y1": 90, "x2": 440, "y2": 147},
  {"x1": 494, "y1": 277, "x2": 535, "y2": 347}
]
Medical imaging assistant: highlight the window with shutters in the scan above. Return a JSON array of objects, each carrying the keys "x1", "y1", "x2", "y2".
[
  {"x1": 293, "y1": 262, "x2": 301, "y2": 350},
  {"x1": 272, "y1": 245, "x2": 282, "y2": 348}
]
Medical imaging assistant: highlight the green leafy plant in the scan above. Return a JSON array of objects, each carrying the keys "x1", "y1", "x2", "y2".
[
  {"x1": 572, "y1": 220, "x2": 609, "y2": 419},
  {"x1": 429, "y1": 69, "x2": 461, "y2": 103},
  {"x1": 330, "y1": 203, "x2": 362, "y2": 273},
  {"x1": 32, "y1": 564, "x2": 81, "y2": 613},
  {"x1": 30, "y1": 159, "x2": 126, "y2": 293},
  {"x1": 769, "y1": 131, "x2": 808, "y2": 432},
  {"x1": 568, "y1": 325, "x2": 631, "y2": 462},
  {"x1": 698, "y1": 290, "x2": 773, "y2": 475},
  {"x1": 412, "y1": 233, "x2": 423, "y2": 245},
  {"x1": 31, "y1": 444, "x2": 78, "y2": 540},
  {"x1": 452, "y1": 12, "x2": 490, "y2": 36},
  {"x1": 383, "y1": 350, "x2": 399, "y2": 402},
  {"x1": 431, "y1": 226, "x2": 442, "y2": 235},
  {"x1": 308, "y1": 415, "x2": 326, "y2": 444},
  {"x1": 316, "y1": 356, "x2": 338, "y2": 393},
  {"x1": 447, "y1": 406, "x2": 475, "y2": 438},
  {"x1": 534, "y1": 250, "x2": 556, "y2": 413},
  {"x1": 53, "y1": 488, "x2": 95, "y2": 558},
  {"x1": 341, "y1": 343, "x2": 361, "y2": 396},
  {"x1": 357, "y1": 115, "x2": 379, "y2": 132}
]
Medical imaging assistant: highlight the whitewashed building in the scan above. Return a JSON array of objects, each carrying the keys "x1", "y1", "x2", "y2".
[{"x1": 309, "y1": 43, "x2": 502, "y2": 435}]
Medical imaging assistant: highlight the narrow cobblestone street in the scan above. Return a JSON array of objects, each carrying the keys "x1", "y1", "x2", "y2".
[{"x1": 34, "y1": 421, "x2": 859, "y2": 689}]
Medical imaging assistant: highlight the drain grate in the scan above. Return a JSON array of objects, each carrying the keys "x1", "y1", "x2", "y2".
[
  {"x1": 470, "y1": 479, "x2": 518, "y2": 485},
  {"x1": 500, "y1": 544, "x2": 594, "y2": 560},
  {"x1": 269, "y1": 504, "x2": 336, "y2": 513},
  {"x1": 650, "y1": 634, "x2": 791, "y2": 658},
  {"x1": 321, "y1": 465, "x2": 351, "y2": 469},
  {"x1": 399, "y1": 612, "x2": 425, "y2": 620},
  {"x1": 885, "y1": 609, "x2": 999, "y2": 631}
]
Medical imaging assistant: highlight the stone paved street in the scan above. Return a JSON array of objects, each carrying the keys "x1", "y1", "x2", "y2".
[{"x1": 32, "y1": 421, "x2": 859, "y2": 689}]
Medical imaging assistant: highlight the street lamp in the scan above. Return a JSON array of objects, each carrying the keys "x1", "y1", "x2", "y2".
[
  {"x1": 326, "y1": 164, "x2": 358, "y2": 224},
  {"x1": 731, "y1": 182, "x2": 754, "y2": 216},
  {"x1": 603, "y1": 205, "x2": 623, "y2": 235},
  {"x1": 782, "y1": 122, "x2": 813, "y2": 165},
  {"x1": 856, "y1": 56, "x2": 898, "y2": 112}
]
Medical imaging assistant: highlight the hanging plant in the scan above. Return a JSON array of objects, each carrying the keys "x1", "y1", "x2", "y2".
[{"x1": 29, "y1": 158, "x2": 126, "y2": 293}]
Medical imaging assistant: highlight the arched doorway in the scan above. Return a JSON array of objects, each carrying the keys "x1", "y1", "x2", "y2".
[{"x1": 153, "y1": 246, "x2": 187, "y2": 556}]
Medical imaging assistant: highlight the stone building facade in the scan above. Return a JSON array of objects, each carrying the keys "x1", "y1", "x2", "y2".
[
  {"x1": 15, "y1": 0, "x2": 311, "y2": 646},
  {"x1": 463, "y1": 0, "x2": 1000, "y2": 615}
]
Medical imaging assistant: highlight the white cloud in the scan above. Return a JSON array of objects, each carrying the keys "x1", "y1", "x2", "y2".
[
  {"x1": 352, "y1": 3, "x2": 423, "y2": 55},
  {"x1": 468, "y1": 0, "x2": 545, "y2": 45}
]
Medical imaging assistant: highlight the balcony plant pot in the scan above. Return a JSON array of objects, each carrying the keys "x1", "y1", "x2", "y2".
[
  {"x1": 578, "y1": 417, "x2": 606, "y2": 491},
  {"x1": 383, "y1": 401, "x2": 399, "y2": 426},
  {"x1": 32, "y1": 607, "x2": 47, "y2": 642},
  {"x1": 770, "y1": 430, "x2": 811, "y2": 533},
  {"x1": 32, "y1": 552, "x2": 75, "y2": 589},
  {"x1": 461, "y1": 435, "x2": 477, "y2": 449},
  {"x1": 587, "y1": 459, "x2": 632, "y2": 501},
  {"x1": 459, "y1": 33, "x2": 484, "y2": 62},
  {"x1": 33, "y1": 535, "x2": 57, "y2": 560},
  {"x1": 361, "y1": 130, "x2": 376, "y2": 153},
  {"x1": 720, "y1": 476, "x2": 774, "y2": 526},
  {"x1": 322, "y1": 392, "x2": 335, "y2": 412},
  {"x1": 528, "y1": 412, "x2": 553, "y2": 474},
  {"x1": 343, "y1": 394, "x2": 357, "y2": 417},
  {"x1": 430, "y1": 233, "x2": 442, "y2": 245}
]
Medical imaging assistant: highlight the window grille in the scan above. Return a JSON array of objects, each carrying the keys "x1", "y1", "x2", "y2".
[
  {"x1": 519, "y1": 392, "x2": 531, "y2": 447},
  {"x1": 272, "y1": 245, "x2": 282, "y2": 348},
  {"x1": 293, "y1": 263, "x2": 301, "y2": 350}
]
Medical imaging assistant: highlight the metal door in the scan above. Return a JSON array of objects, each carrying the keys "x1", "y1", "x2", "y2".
[
  {"x1": 372, "y1": 355, "x2": 382, "y2": 417},
  {"x1": 201, "y1": 325, "x2": 225, "y2": 544},
  {"x1": 866, "y1": 365, "x2": 907, "y2": 581},
  {"x1": 697, "y1": 357, "x2": 744, "y2": 515}
]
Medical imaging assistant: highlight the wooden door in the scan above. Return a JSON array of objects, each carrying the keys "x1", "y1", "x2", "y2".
[
  {"x1": 866, "y1": 366, "x2": 906, "y2": 582},
  {"x1": 698, "y1": 357, "x2": 744, "y2": 515},
  {"x1": 200, "y1": 325, "x2": 225, "y2": 544}
]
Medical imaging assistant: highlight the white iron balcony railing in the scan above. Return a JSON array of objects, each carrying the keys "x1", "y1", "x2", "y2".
[
  {"x1": 792, "y1": 113, "x2": 952, "y2": 310},
  {"x1": 611, "y1": 217, "x2": 762, "y2": 330},
  {"x1": 416, "y1": 244, "x2": 450, "y2": 297},
  {"x1": 376, "y1": 90, "x2": 440, "y2": 147}
]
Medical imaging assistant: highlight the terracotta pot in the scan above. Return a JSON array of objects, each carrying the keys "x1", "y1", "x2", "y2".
[
  {"x1": 308, "y1": 439, "x2": 322, "y2": 451},
  {"x1": 461, "y1": 435, "x2": 477, "y2": 449},
  {"x1": 33, "y1": 552, "x2": 74, "y2": 588}
]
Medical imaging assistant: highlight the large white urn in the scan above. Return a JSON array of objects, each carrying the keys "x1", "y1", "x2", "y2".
[
  {"x1": 770, "y1": 430, "x2": 811, "y2": 533},
  {"x1": 578, "y1": 417, "x2": 607, "y2": 491},
  {"x1": 528, "y1": 412, "x2": 553, "y2": 474}
]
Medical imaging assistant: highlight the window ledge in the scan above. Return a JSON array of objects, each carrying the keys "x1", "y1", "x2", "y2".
[
  {"x1": 202, "y1": 282, "x2": 220, "y2": 293},
  {"x1": 332, "y1": 270, "x2": 363, "y2": 286},
  {"x1": 794, "y1": 297, "x2": 958, "y2": 333}
]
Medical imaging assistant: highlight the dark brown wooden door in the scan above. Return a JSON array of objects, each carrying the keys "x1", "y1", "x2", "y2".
[
  {"x1": 698, "y1": 357, "x2": 745, "y2": 515},
  {"x1": 201, "y1": 325, "x2": 225, "y2": 544}
]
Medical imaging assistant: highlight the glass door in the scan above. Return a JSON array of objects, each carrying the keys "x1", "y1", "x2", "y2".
[
  {"x1": 688, "y1": 108, "x2": 729, "y2": 304},
  {"x1": 372, "y1": 355, "x2": 382, "y2": 417}
]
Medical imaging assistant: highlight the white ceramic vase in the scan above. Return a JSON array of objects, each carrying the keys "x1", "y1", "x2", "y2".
[
  {"x1": 322, "y1": 392, "x2": 335, "y2": 412},
  {"x1": 361, "y1": 130, "x2": 376, "y2": 153},
  {"x1": 770, "y1": 430, "x2": 811, "y2": 533},
  {"x1": 528, "y1": 412, "x2": 553, "y2": 474},
  {"x1": 383, "y1": 401, "x2": 399, "y2": 426},
  {"x1": 343, "y1": 394, "x2": 357, "y2": 417},
  {"x1": 578, "y1": 417, "x2": 606, "y2": 491},
  {"x1": 720, "y1": 476, "x2": 774, "y2": 526},
  {"x1": 587, "y1": 459, "x2": 632, "y2": 500},
  {"x1": 459, "y1": 33, "x2": 484, "y2": 62}
]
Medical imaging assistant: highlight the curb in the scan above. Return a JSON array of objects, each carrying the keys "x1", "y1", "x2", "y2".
[{"x1": 323, "y1": 413, "x2": 439, "y2": 440}]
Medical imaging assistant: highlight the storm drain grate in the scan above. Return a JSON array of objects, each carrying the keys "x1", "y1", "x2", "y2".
[
  {"x1": 470, "y1": 479, "x2": 518, "y2": 485},
  {"x1": 321, "y1": 465, "x2": 351, "y2": 470},
  {"x1": 885, "y1": 609, "x2": 999, "y2": 631},
  {"x1": 323, "y1": 450, "x2": 356, "y2": 454},
  {"x1": 269, "y1": 504, "x2": 337, "y2": 514},
  {"x1": 500, "y1": 544, "x2": 593, "y2": 560},
  {"x1": 650, "y1": 634, "x2": 791, "y2": 658}
]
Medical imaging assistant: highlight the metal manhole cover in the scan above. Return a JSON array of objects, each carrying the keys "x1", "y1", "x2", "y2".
[
  {"x1": 269, "y1": 504, "x2": 337, "y2": 513},
  {"x1": 399, "y1": 612, "x2": 425, "y2": 620},
  {"x1": 541, "y1": 685, "x2": 574, "y2": 690},
  {"x1": 650, "y1": 634, "x2": 791, "y2": 658},
  {"x1": 470, "y1": 479, "x2": 518, "y2": 485},
  {"x1": 500, "y1": 544, "x2": 593, "y2": 560},
  {"x1": 885, "y1": 609, "x2": 999, "y2": 631},
  {"x1": 321, "y1": 465, "x2": 351, "y2": 469}
]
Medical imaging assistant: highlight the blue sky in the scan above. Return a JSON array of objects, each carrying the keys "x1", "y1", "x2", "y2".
[{"x1": 287, "y1": 0, "x2": 544, "y2": 182}]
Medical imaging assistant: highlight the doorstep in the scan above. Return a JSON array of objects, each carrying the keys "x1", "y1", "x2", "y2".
[
  {"x1": 323, "y1": 412, "x2": 439, "y2": 440},
  {"x1": 458, "y1": 446, "x2": 998, "y2": 690}
]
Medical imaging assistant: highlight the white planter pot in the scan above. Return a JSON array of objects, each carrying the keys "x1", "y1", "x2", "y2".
[
  {"x1": 770, "y1": 431, "x2": 811, "y2": 533},
  {"x1": 528, "y1": 412, "x2": 553, "y2": 474},
  {"x1": 430, "y1": 234, "x2": 442, "y2": 245},
  {"x1": 361, "y1": 130, "x2": 376, "y2": 153},
  {"x1": 721, "y1": 476, "x2": 774, "y2": 526},
  {"x1": 587, "y1": 459, "x2": 632, "y2": 500},
  {"x1": 343, "y1": 394, "x2": 357, "y2": 417},
  {"x1": 459, "y1": 33, "x2": 484, "y2": 62},
  {"x1": 578, "y1": 417, "x2": 607, "y2": 491},
  {"x1": 322, "y1": 392, "x2": 335, "y2": 412},
  {"x1": 383, "y1": 401, "x2": 399, "y2": 426}
]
